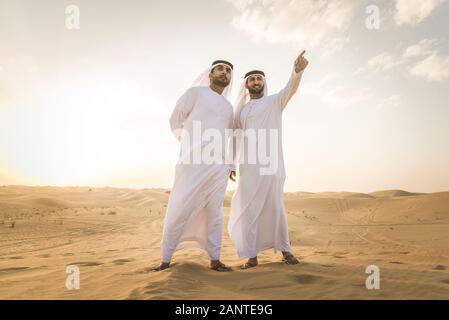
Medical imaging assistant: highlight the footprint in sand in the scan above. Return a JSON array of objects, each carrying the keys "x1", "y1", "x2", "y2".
[
  {"x1": 112, "y1": 259, "x2": 134, "y2": 265},
  {"x1": 67, "y1": 261, "x2": 103, "y2": 267},
  {"x1": 3, "y1": 256, "x2": 24, "y2": 260},
  {"x1": 61, "y1": 253, "x2": 74, "y2": 256},
  {"x1": 390, "y1": 261, "x2": 405, "y2": 264},
  {"x1": 132, "y1": 267, "x2": 155, "y2": 274},
  {"x1": 240, "y1": 283, "x2": 286, "y2": 291},
  {"x1": 351, "y1": 283, "x2": 366, "y2": 288},
  {"x1": 441, "y1": 279, "x2": 449, "y2": 284},
  {"x1": 128, "y1": 275, "x2": 203, "y2": 299},
  {"x1": 433, "y1": 265, "x2": 446, "y2": 271},
  {"x1": 132, "y1": 262, "x2": 181, "y2": 274},
  {"x1": 0, "y1": 267, "x2": 30, "y2": 273},
  {"x1": 293, "y1": 274, "x2": 322, "y2": 284},
  {"x1": 38, "y1": 254, "x2": 51, "y2": 258},
  {"x1": 320, "y1": 264, "x2": 336, "y2": 268}
]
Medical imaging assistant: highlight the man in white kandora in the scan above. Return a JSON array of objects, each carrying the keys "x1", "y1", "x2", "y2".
[
  {"x1": 229, "y1": 51, "x2": 309, "y2": 269},
  {"x1": 155, "y1": 60, "x2": 236, "y2": 272}
]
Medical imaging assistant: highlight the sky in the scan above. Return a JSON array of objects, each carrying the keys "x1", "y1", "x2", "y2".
[{"x1": 0, "y1": 0, "x2": 448, "y2": 192}]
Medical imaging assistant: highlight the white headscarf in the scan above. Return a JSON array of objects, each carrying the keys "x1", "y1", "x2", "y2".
[
  {"x1": 191, "y1": 61, "x2": 234, "y2": 100},
  {"x1": 234, "y1": 72, "x2": 268, "y2": 129}
]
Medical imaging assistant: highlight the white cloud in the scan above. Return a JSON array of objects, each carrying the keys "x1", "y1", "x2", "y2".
[
  {"x1": 403, "y1": 39, "x2": 439, "y2": 58},
  {"x1": 394, "y1": 0, "x2": 446, "y2": 25},
  {"x1": 367, "y1": 52, "x2": 405, "y2": 72},
  {"x1": 228, "y1": 0, "x2": 359, "y2": 51},
  {"x1": 402, "y1": 39, "x2": 449, "y2": 82},
  {"x1": 363, "y1": 39, "x2": 449, "y2": 82},
  {"x1": 410, "y1": 53, "x2": 449, "y2": 81}
]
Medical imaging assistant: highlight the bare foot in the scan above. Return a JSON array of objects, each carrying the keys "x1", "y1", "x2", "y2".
[
  {"x1": 282, "y1": 252, "x2": 300, "y2": 265},
  {"x1": 153, "y1": 262, "x2": 170, "y2": 271},
  {"x1": 210, "y1": 260, "x2": 232, "y2": 272},
  {"x1": 240, "y1": 257, "x2": 258, "y2": 270}
]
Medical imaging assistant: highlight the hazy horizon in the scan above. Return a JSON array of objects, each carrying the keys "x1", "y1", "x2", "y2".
[{"x1": 1, "y1": 184, "x2": 445, "y2": 195}]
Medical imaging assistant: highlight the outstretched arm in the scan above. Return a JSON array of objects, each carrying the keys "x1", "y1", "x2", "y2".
[
  {"x1": 276, "y1": 50, "x2": 309, "y2": 111},
  {"x1": 169, "y1": 88, "x2": 196, "y2": 141}
]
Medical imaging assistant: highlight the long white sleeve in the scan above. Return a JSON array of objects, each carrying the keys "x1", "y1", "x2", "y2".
[
  {"x1": 276, "y1": 68, "x2": 304, "y2": 111},
  {"x1": 169, "y1": 88, "x2": 196, "y2": 141}
]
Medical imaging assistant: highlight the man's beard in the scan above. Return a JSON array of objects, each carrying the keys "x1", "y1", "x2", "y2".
[
  {"x1": 212, "y1": 75, "x2": 230, "y2": 87},
  {"x1": 248, "y1": 85, "x2": 264, "y2": 94}
]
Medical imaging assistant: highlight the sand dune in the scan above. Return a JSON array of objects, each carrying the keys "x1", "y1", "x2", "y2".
[
  {"x1": 1, "y1": 185, "x2": 448, "y2": 299},
  {"x1": 369, "y1": 190, "x2": 423, "y2": 197}
]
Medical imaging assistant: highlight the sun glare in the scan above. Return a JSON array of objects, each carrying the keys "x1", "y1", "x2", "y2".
[{"x1": 0, "y1": 75, "x2": 170, "y2": 186}]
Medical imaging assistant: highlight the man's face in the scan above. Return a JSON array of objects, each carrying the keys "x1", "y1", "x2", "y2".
[
  {"x1": 246, "y1": 75, "x2": 264, "y2": 94},
  {"x1": 209, "y1": 64, "x2": 232, "y2": 88}
]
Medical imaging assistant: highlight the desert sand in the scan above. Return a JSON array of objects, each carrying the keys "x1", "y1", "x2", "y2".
[{"x1": 0, "y1": 185, "x2": 448, "y2": 299}]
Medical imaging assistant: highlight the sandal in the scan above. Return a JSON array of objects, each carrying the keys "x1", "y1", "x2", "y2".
[
  {"x1": 239, "y1": 257, "x2": 258, "y2": 270},
  {"x1": 282, "y1": 253, "x2": 300, "y2": 265},
  {"x1": 210, "y1": 261, "x2": 232, "y2": 272},
  {"x1": 153, "y1": 262, "x2": 170, "y2": 271}
]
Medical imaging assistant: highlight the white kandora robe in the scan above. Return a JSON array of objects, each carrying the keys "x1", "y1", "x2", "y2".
[
  {"x1": 228, "y1": 69, "x2": 304, "y2": 259},
  {"x1": 161, "y1": 86, "x2": 234, "y2": 262}
]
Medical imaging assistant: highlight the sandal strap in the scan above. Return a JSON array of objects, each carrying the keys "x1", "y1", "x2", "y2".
[
  {"x1": 211, "y1": 261, "x2": 230, "y2": 270},
  {"x1": 240, "y1": 262, "x2": 255, "y2": 269}
]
